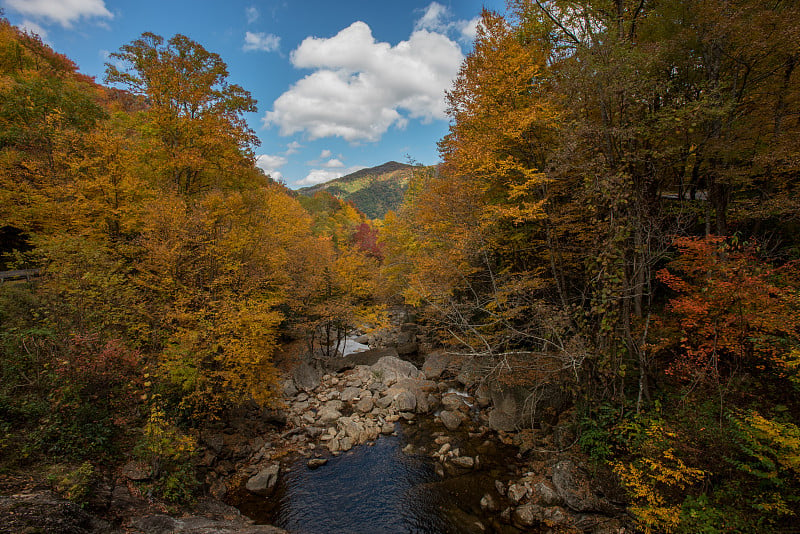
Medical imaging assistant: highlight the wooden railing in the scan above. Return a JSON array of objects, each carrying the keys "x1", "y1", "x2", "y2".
[{"x1": 0, "y1": 269, "x2": 41, "y2": 283}]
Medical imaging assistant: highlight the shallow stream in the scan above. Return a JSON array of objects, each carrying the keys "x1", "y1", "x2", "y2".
[{"x1": 238, "y1": 421, "x2": 527, "y2": 533}]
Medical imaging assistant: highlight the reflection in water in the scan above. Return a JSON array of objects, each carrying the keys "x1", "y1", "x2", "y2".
[{"x1": 273, "y1": 432, "x2": 457, "y2": 534}]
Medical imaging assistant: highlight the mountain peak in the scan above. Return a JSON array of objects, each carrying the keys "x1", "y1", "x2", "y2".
[{"x1": 297, "y1": 161, "x2": 415, "y2": 219}]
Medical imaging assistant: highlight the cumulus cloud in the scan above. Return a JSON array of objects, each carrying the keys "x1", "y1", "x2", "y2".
[
  {"x1": 459, "y1": 16, "x2": 482, "y2": 41},
  {"x1": 4, "y1": 0, "x2": 113, "y2": 28},
  {"x1": 296, "y1": 165, "x2": 366, "y2": 186},
  {"x1": 256, "y1": 154, "x2": 288, "y2": 180},
  {"x1": 243, "y1": 31, "x2": 280, "y2": 52},
  {"x1": 323, "y1": 158, "x2": 344, "y2": 168},
  {"x1": 414, "y1": 2, "x2": 449, "y2": 33},
  {"x1": 296, "y1": 169, "x2": 344, "y2": 186},
  {"x1": 245, "y1": 6, "x2": 259, "y2": 24},
  {"x1": 264, "y1": 20, "x2": 463, "y2": 143},
  {"x1": 320, "y1": 149, "x2": 332, "y2": 158},
  {"x1": 285, "y1": 141, "x2": 302, "y2": 155}
]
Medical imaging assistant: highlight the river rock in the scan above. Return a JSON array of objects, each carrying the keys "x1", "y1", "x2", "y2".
[
  {"x1": 292, "y1": 362, "x2": 320, "y2": 392},
  {"x1": 282, "y1": 379, "x2": 298, "y2": 398},
  {"x1": 325, "y1": 347, "x2": 399, "y2": 373},
  {"x1": 480, "y1": 493, "x2": 499, "y2": 512},
  {"x1": 421, "y1": 351, "x2": 452, "y2": 380},
  {"x1": 355, "y1": 397, "x2": 374, "y2": 413},
  {"x1": 340, "y1": 386, "x2": 364, "y2": 402},
  {"x1": 551, "y1": 459, "x2": 605, "y2": 512},
  {"x1": 307, "y1": 458, "x2": 328, "y2": 469},
  {"x1": 370, "y1": 356, "x2": 424, "y2": 385},
  {"x1": 392, "y1": 390, "x2": 417, "y2": 412},
  {"x1": 246, "y1": 464, "x2": 280, "y2": 496},
  {"x1": 317, "y1": 407, "x2": 342, "y2": 424},
  {"x1": 381, "y1": 422, "x2": 396, "y2": 434},
  {"x1": 507, "y1": 483, "x2": 529, "y2": 504},
  {"x1": 513, "y1": 503, "x2": 543, "y2": 528},
  {"x1": 324, "y1": 399, "x2": 344, "y2": 411},
  {"x1": 488, "y1": 407, "x2": 517, "y2": 432},
  {"x1": 450, "y1": 456, "x2": 475, "y2": 469},
  {"x1": 441, "y1": 392, "x2": 468, "y2": 412},
  {"x1": 439, "y1": 410, "x2": 463, "y2": 430},
  {"x1": 375, "y1": 394, "x2": 393, "y2": 409},
  {"x1": 532, "y1": 480, "x2": 563, "y2": 507}
]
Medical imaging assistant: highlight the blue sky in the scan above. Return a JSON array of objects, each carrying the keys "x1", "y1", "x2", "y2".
[{"x1": 1, "y1": 0, "x2": 506, "y2": 188}]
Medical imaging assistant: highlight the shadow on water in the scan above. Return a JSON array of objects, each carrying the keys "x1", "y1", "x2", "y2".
[{"x1": 237, "y1": 424, "x2": 526, "y2": 534}]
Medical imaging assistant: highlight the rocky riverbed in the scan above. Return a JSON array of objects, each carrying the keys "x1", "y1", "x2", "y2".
[{"x1": 1, "y1": 320, "x2": 629, "y2": 533}]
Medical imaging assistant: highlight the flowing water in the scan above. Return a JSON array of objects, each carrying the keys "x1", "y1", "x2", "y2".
[{"x1": 238, "y1": 422, "x2": 524, "y2": 534}]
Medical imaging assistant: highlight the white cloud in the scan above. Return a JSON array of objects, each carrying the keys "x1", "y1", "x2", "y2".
[
  {"x1": 296, "y1": 169, "x2": 344, "y2": 186},
  {"x1": 245, "y1": 6, "x2": 259, "y2": 24},
  {"x1": 18, "y1": 19, "x2": 48, "y2": 39},
  {"x1": 323, "y1": 158, "x2": 344, "y2": 168},
  {"x1": 414, "y1": 2, "x2": 450, "y2": 33},
  {"x1": 320, "y1": 149, "x2": 332, "y2": 158},
  {"x1": 243, "y1": 31, "x2": 280, "y2": 52},
  {"x1": 264, "y1": 21, "x2": 463, "y2": 143},
  {"x1": 256, "y1": 153, "x2": 288, "y2": 180},
  {"x1": 296, "y1": 165, "x2": 367, "y2": 186},
  {"x1": 4, "y1": 0, "x2": 112, "y2": 28},
  {"x1": 285, "y1": 141, "x2": 302, "y2": 155},
  {"x1": 459, "y1": 16, "x2": 482, "y2": 41}
]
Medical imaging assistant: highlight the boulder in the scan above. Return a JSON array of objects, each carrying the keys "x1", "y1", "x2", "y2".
[
  {"x1": 307, "y1": 458, "x2": 328, "y2": 469},
  {"x1": 292, "y1": 362, "x2": 320, "y2": 392},
  {"x1": 551, "y1": 460, "x2": 605, "y2": 512},
  {"x1": 396, "y1": 342, "x2": 419, "y2": 356},
  {"x1": 488, "y1": 408, "x2": 517, "y2": 432},
  {"x1": 392, "y1": 390, "x2": 417, "y2": 412},
  {"x1": 532, "y1": 481, "x2": 563, "y2": 507},
  {"x1": 441, "y1": 393, "x2": 468, "y2": 412},
  {"x1": 317, "y1": 407, "x2": 342, "y2": 424},
  {"x1": 370, "y1": 356, "x2": 424, "y2": 385},
  {"x1": 355, "y1": 397, "x2": 374, "y2": 413},
  {"x1": 340, "y1": 387, "x2": 365, "y2": 403},
  {"x1": 513, "y1": 504, "x2": 543, "y2": 528},
  {"x1": 450, "y1": 456, "x2": 475, "y2": 469},
  {"x1": 421, "y1": 351, "x2": 453, "y2": 380},
  {"x1": 507, "y1": 483, "x2": 529, "y2": 504},
  {"x1": 439, "y1": 410, "x2": 463, "y2": 431},
  {"x1": 324, "y1": 347, "x2": 399, "y2": 373},
  {"x1": 245, "y1": 464, "x2": 280, "y2": 496}
]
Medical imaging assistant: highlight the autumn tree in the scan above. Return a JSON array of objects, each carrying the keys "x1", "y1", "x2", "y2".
[{"x1": 105, "y1": 32, "x2": 259, "y2": 195}]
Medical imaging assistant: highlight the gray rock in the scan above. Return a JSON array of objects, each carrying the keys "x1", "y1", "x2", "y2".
[
  {"x1": 340, "y1": 387, "x2": 364, "y2": 402},
  {"x1": 441, "y1": 393, "x2": 468, "y2": 412},
  {"x1": 245, "y1": 464, "x2": 280, "y2": 496},
  {"x1": 507, "y1": 483, "x2": 529, "y2": 504},
  {"x1": 450, "y1": 456, "x2": 475, "y2": 469},
  {"x1": 292, "y1": 362, "x2": 320, "y2": 392},
  {"x1": 421, "y1": 351, "x2": 452, "y2": 380},
  {"x1": 488, "y1": 407, "x2": 516, "y2": 432},
  {"x1": 123, "y1": 460, "x2": 152, "y2": 481},
  {"x1": 396, "y1": 342, "x2": 419, "y2": 356},
  {"x1": 393, "y1": 390, "x2": 417, "y2": 412},
  {"x1": 307, "y1": 458, "x2": 328, "y2": 469},
  {"x1": 317, "y1": 407, "x2": 342, "y2": 424},
  {"x1": 324, "y1": 399, "x2": 344, "y2": 411},
  {"x1": 532, "y1": 481, "x2": 563, "y2": 507},
  {"x1": 495, "y1": 479, "x2": 507, "y2": 496},
  {"x1": 324, "y1": 347, "x2": 399, "y2": 373},
  {"x1": 439, "y1": 410, "x2": 463, "y2": 430},
  {"x1": 480, "y1": 493, "x2": 498, "y2": 512},
  {"x1": 375, "y1": 395, "x2": 393, "y2": 409},
  {"x1": 355, "y1": 397, "x2": 374, "y2": 413},
  {"x1": 370, "y1": 356, "x2": 424, "y2": 385},
  {"x1": 282, "y1": 379, "x2": 298, "y2": 398},
  {"x1": 551, "y1": 460, "x2": 605, "y2": 512},
  {"x1": 513, "y1": 504, "x2": 543, "y2": 528}
]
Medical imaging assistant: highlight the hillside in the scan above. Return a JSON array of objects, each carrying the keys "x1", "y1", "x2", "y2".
[{"x1": 298, "y1": 161, "x2": 414, "y2": 219}]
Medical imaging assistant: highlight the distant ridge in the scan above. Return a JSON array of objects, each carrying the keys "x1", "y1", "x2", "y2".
[{"x1": 297, "y1": 161, "x2": 414, "y2": 219}]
